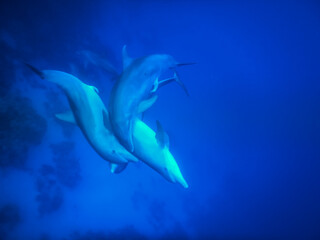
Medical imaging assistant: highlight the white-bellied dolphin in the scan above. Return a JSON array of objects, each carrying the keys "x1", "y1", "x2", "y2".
[
  {"x1": 132, "y1": 119, "x2": 188, "y2": 188},
  {"x1": 109, "y1": 45, "x2": 191, "y2": 152},
  {"x1": 25, "y1": 64, "x2": 138, "y2": 173}
]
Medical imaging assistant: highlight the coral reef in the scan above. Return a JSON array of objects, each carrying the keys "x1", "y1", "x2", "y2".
[
  {"x1": 50, "y1": 141, "x2": 82, "y2": 189},
  {"x1": 35, "y1": 165, "x2": 64, "y2": 217},
  {"x1": 71, "y1": 226, "x2": 147, "y2": 240},
  {"x1": 0, "y1": 204, "x2": 21, "y2": 239},
  {"x1": 0, "y1": 94, "x2": 47, "y2": 168},
  {"x1": 35, "y1": 141, "x2": 81, "y2": 216}
]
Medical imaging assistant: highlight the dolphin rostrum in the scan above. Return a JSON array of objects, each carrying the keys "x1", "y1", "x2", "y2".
[
  {"x1": 109, "y1": 45, "x2": 191, "y2": 152},
  {"x1": 25, "y1": 64, "x2": 138, "y2": 172}
]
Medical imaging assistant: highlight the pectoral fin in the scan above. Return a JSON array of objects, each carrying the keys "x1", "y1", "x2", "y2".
[
  {"x1": 155, "y1": 120, "x2": 169, "y2": 149},
  {"x1": 109, "y1": 162, "x2": 128, "y2": 174},
  {"x1": 55, "y1": 111, "x2": 76, "y2": 124},
  {"x1": 158, "y1": 76, "x2": 176, "y2": 88},
  {"x1": 151, "y1": 77, "x2": 159, "y2": 93},
  {"x1": 173, "y1": 71, "x2": 189, "y2": 96},
  {"x1": 137, "y1": 95, "x2": 158, "y2": 113},
  {"x1": 158, "y1": 72, "x2": 189, "y2": 96}
]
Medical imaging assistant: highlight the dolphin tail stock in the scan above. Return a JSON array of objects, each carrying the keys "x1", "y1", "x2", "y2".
[{"x1": 23, "y1": 62, "x2": 45, "y2": 79}]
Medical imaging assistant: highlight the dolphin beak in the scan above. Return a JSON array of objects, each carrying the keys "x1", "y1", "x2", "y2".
[
  {"x1": 24, "y1": 62, "x2": 45, "y2": 79},
  {"x1": 178, "y1": 176, "x2": 189, "y2": 189},
  {"x1": 176, "y1": 62, "x2": 196, "y2": 67}
]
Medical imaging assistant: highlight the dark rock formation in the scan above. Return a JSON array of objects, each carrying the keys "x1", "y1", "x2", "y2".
[{"x1": 0, "y1": 94, "x2": 47, "y2": 168}]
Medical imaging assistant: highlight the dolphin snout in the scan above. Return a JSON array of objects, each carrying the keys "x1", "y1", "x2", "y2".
[{"x1": 177, "y1": 177, "x2": 189, "y2": 189}]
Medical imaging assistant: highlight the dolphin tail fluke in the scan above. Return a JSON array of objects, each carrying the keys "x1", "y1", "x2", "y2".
[{"x1": 24, "y1": 62, "x2": 45, "y2": 79}]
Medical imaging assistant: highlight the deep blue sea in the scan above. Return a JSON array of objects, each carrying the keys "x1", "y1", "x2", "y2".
[{"x1": 1, "y1": 0, "x2": 320, "y2": 239}]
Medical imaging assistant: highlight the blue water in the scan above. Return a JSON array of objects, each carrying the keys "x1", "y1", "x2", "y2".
[{"x1": 1, "y1": 0, "x2": 320, "y2": 239}]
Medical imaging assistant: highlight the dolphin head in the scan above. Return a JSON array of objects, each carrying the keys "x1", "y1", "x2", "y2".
[
  {"x1": 147, "y1": 54, "x2": 178, "y2": 71},
  {"x1": 41, "y1": 70, "x2": 79, "y2": 93},
  {"x1": 161, "y1": 149, "x2": 189, "y2": 188}
]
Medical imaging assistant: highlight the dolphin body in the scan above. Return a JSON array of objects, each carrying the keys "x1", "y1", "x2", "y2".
[
  {"x1": 131, "y1": 119, "x2": 189, "y2": 188},
  {"x1": 106, "y1": 47, "x2": 189, "y2": 188},
  {"x1": 108, "y1": 46, "x2": 189, "y2": 152},
  {"x1": 26, "y1": 61, "x2": 189, "y2": 188},
  {"x1": 25, "y1": 65, "x2": 138, "y2": 172}
]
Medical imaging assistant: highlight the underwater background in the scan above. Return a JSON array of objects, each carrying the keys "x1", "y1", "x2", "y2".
[{"x1": 1, "y1": 0, "x2": 320, "y2": 239}]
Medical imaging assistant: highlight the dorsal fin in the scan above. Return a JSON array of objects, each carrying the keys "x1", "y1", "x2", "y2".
[
  {"x1": 122, "y1": 45, "x2": 133, "y2": 70},
  {"x1": 89, "y1": 85, "x2": 99, "y2": 93},
  {"x1": 155, "y1": 120, "x2": 169, "y2": 149}
]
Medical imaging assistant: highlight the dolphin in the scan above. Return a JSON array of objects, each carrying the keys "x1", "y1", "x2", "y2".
[
  {"x1": 109, "y1": 45, "x2": 191, "y2": 152},
  {"x1": 77, "y1": 50, "x2": 119, "y2": 78},
  {"x1": 25, "y1": 64, "x2": 138, "y2": 173},
  {"x1": 25, "y1": 64, "x2": 188, "y2": 188},
  {"x1": 132, "y1": 119, "x2": 188, "y2": 188}
]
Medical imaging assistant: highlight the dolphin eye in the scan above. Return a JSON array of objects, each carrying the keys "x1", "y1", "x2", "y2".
[{"x1": 112, "y1": 150, "x2": 116, "y2": 154}]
